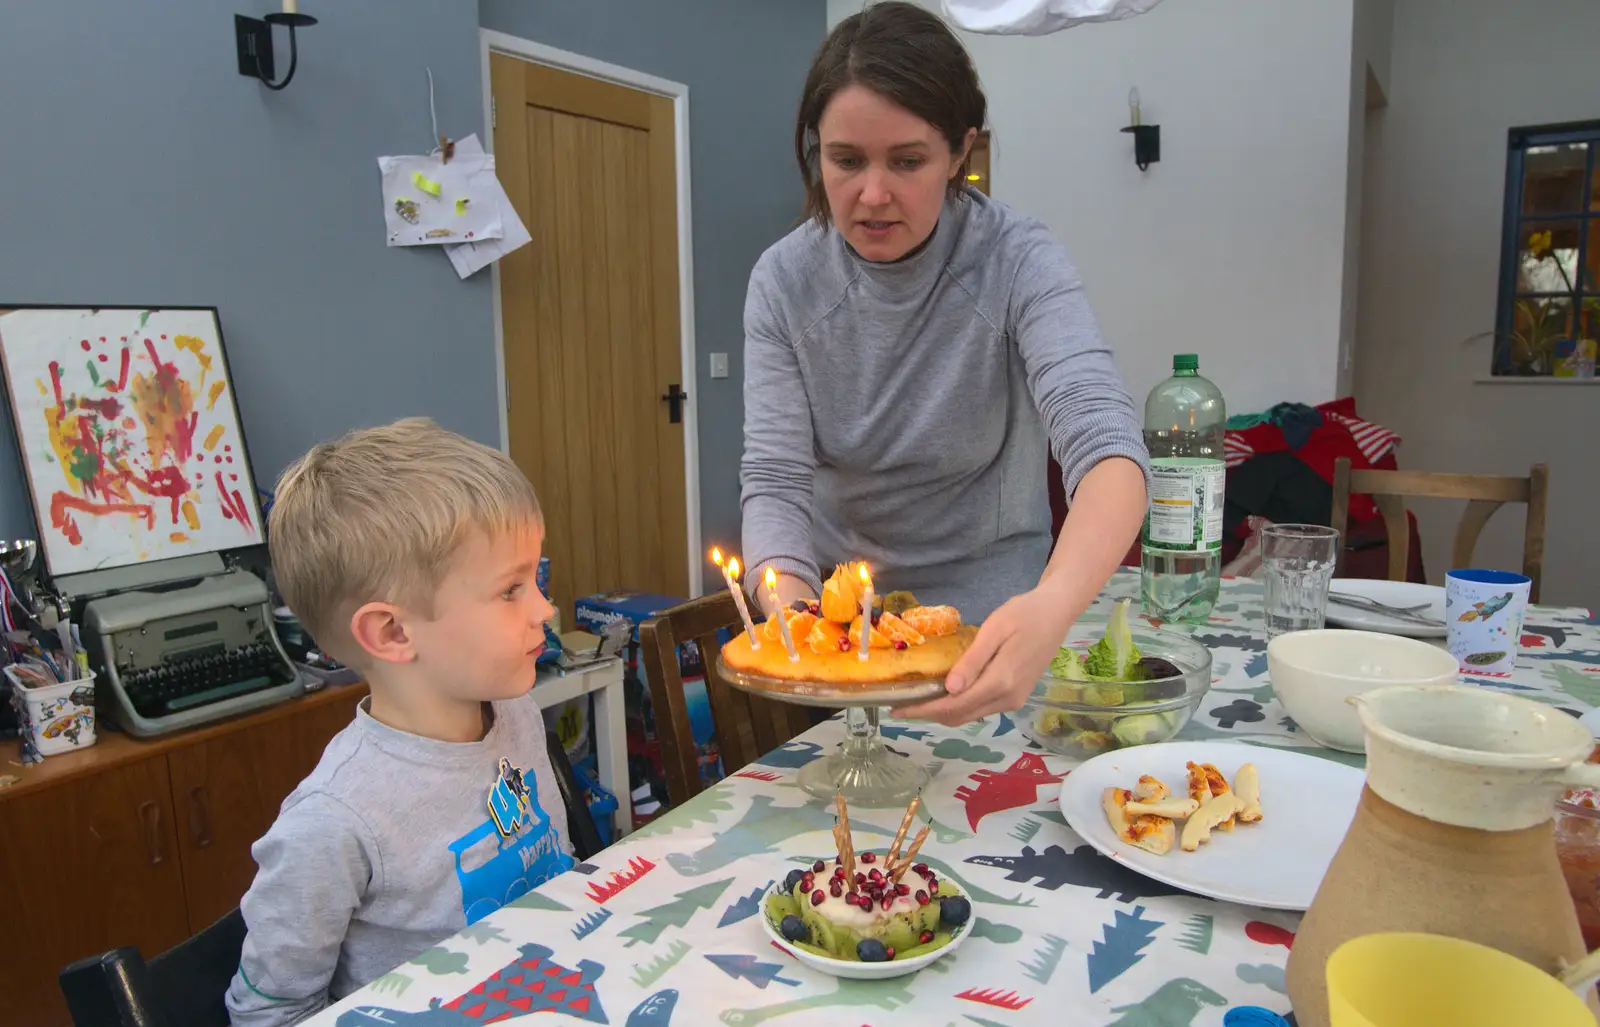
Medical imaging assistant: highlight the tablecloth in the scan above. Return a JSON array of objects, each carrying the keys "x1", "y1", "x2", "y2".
[{"x1": 310, "y1": 572, "x2": 1599, "y2": 1027}]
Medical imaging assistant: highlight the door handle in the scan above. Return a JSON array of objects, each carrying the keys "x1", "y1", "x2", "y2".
[
  {"x1": 187, "y1": 786, "x2": 213, "y2": 849},
  {"x1": 660, "y1": 383, "x2": 688, "y2": 424},
  {"x1": 138, "y1": 800, "x2": 167, "y2": 866}
]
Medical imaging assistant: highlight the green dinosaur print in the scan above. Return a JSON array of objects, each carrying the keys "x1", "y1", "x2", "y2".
[
  {"x1": 666, "y1": 794, "x2": 893, "y2": 876},
  {"x1": 631, "y1": 780, "x2": 740, "y2": 838},
  {"x1": 720, "y1": 975, "x2": 918, "y2": 1025},
  {"x1": 969, "y1": 917, "x2": 1023, "y2": 944},
  {"x1": 1549, "y1": 662, "x2": 1600, "y2": 707},
  {"x1": 458, "y1": 922, "x2": 509, "y2": 946},
  {"x1": 368, "y1": 971, "x2": 412, "y2": 996},
  {"x1": 919, "y1": 802, "x2": 975, "y2": 844},
  {"x1": 506, "y1": 889, "x2": 572, "y2": 912},
  {"x1": 1176, "y1": 913, "x2": 1213, "y2": 955},
  {"x1": 1106, "y1": 977, "x2": 1227, "y2": 1026},
  {"x1": 408, "y1": 947, "x2": 470, "y2": 975},
  {"x1": 630, "y1": 938, "x2": 692, "y2": 989}
]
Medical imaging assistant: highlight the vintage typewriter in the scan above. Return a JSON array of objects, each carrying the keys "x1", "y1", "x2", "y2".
[{"x1": 78, "y1": 560, "x2": 302, "y2": 738}]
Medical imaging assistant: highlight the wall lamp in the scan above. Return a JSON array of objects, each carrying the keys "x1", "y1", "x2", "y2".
[
  {"x1": 1121, "y1": 88, "x2": 1161, "y2": 172},
  {"x1": 234, "y1": 2, "x2": 318, "y2": 92}
]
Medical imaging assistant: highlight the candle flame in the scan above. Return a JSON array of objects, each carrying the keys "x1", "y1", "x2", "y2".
[
  {"x1": 858, "y1": 562, "x2": 871, "y2": 585},
  {"x1": 727, "y1": 557, "x2": 740, "y2": 580},
  {"x1": 711, "y1": 547, "x2": 724, "y2": 567},
  {"x1": 764, "y1": 566, "x2": 778, "y2": 590}
]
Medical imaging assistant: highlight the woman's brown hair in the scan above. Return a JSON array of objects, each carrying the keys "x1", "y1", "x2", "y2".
[{"x1": 795, "y1": 2, "x2": 988, "y2": 226}]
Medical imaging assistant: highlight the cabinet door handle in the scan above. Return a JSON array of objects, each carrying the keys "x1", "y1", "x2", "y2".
[
  {"x1": 138, "y1": 800, "x2": 167, "y2": 865},
  {"x1": 187, "y1": 786, "x2": 213, "y2": 849}
]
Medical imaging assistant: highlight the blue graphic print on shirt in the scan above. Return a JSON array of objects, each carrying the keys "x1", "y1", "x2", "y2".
[{"x1": 448, "y1": 757, "x2": 574, "y2": 924}]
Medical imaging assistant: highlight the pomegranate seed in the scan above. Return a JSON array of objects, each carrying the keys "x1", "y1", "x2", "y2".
[
  {"x1": 893, "y1": 640, "x2": 908, "y2": 650},
  {"x1": 855, "y1": 873, "x2": 867, "y2": 887},
  {"x1": 915, "y1": 890, "x2": 929, "y2": 905},
  {"x1": 830, "y1": 881, "x2": 843, "y2": 898},
  {"x1": 912, "y1": 863, "x2": 928, "y2": 875},
  {"x1": 896, "y1": 883, "x2": 910, "y2": 896},
  {"x1": 885, "y1": 946, "x2": 896, "y2": 959},
  {"x1": 861, "y1": 852, "x2": 876, "y2": 864},
  {"x1": 837, "y1": 636, "x2": 852, "y2": 652},
  {"x1": 869, "y1": 868, "x2": 882, "y2": 881},
  {"x1": 870, "y1": 611, "x2": 881, "y2": 625},
  {"x1": 920, "y1": 930, "x2": 935, "y2": 944},
  {"x1": 808, "y1": 603, "x2": 820, "y2": 615},
  {"x1": 812, "y1": 860, "x2": 826, "y2": 873},
  {"x1": 811, "y1": 889, "x2": 825, "y2": 906},
  {"x1": 880, "y1": 896, "x2": 893, "y2": 911},
  {"x1": 801, "y1": 876, "x2": 814, "y2": 894}
]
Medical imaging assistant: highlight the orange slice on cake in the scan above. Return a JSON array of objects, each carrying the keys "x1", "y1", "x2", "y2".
[
  {"x1": 819, "y1": 563, "x2": 862, "y2": 623},
  {"x1": 806, "y1": 618, "x2": 850, "y2": 655},
  {"x1": 901, "y1": 605, "x2": 960, "y2": 638},
  {"x1": 875, "y1": 611, "x2": 926, "y2": 646},
  {"x1": 847, "y1": 615, "x2": 893, "y2": 648}
]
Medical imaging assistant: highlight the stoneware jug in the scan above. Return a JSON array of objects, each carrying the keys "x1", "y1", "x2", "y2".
[{"x1": 1286, "y1": 683, "x2": 1600, "y2": 1027}]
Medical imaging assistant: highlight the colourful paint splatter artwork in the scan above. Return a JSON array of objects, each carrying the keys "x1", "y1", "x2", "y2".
[{"x1": 0, "y1": 307, "x2": 264, "y2": 576}]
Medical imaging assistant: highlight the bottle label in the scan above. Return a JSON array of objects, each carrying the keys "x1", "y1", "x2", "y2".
[{"x1": 1144, "y1": 458, "x2": 1225, "y2": 553}]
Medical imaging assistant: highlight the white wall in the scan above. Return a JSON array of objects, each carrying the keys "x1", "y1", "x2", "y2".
[
  {"x1": 1355, "y1": 0, "x2": 1600, "y2": 608},
  {"x1": 827, "y1": 0, "x2": 1358, "y2": 412}
]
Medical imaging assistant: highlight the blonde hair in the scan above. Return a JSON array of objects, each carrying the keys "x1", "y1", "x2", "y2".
[{"x1": 268, "y1": 418, "x2": 542, "y2": 660}]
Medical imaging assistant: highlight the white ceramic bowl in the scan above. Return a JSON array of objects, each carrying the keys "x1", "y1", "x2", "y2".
[
  {"x1": 1266, "y1": 629, "x2": 1459, "y2": 753},
  {"x1": 757, "y1": 878, "x2": 973, "y2": 979}
]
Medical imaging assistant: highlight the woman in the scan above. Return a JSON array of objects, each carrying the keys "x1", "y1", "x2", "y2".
[{"x1": 740, "y1": 1, "x2": 1149, "y2": 726}]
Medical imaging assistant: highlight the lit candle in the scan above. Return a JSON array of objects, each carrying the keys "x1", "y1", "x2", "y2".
[
  {"x1": 764, "y1": 567, "x2": 799, "y2": 661},
  {"x1": 720, "y1": 554, "x2": 759, "y2": 649},
  {"x1": 857, "y1": 563, "x2": 873, "y2": 661}
]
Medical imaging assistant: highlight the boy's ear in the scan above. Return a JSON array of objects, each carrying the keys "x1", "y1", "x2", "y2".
[{"x1": 348, "y1": 601, "x2": 418, "y2": 665}]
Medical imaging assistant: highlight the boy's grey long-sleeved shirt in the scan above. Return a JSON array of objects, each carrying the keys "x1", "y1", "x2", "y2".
[
  {"x1": 225, "y1": 695, "x2": 572, "y2": 1026},
  {"x1": 740, "y1": 188, "x2": 1150, "y2": 620}
]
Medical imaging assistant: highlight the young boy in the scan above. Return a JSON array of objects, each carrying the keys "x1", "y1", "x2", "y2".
[{"x1": 226, "y1": 418, "x2": 574, "y2": 1027}]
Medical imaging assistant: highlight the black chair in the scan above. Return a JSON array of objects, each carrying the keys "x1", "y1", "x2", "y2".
[
  {"x1": 59, "y1": 907, "x2": 245, "y2": 1027},
  {"x1": 545, "y1": 729, "x2": 605, "y2": 861}
]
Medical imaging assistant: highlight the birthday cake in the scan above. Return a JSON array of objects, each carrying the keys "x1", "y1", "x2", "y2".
[
  {"x1": 764, "y1": 797, "x2": 971, "y2": 963},
  {"x1": 720, "y1": 562, "x2": 977, "y2": 685}
]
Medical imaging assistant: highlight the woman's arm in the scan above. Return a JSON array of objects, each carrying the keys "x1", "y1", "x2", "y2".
[
  {"x1": 740, "y1": 257, "x2": 823, "y2": 613},
  {"x1": 895, "y1": 457, "x2": 1145, "y2": 724}
]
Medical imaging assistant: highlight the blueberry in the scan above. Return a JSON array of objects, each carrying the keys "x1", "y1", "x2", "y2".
[
  {"x1": 779, "y1": 914, "x2": 809, "y2": 943},
  {"x1": 783, "y1": 869, "x2": 805, "y2": 894},
  {"x1": 938, "y1": 895, "x2": 971, "y2": 927},
  {"x1": 855, "y1": 938, "x2": 889, "y2": 962},
  {"x1": 789, "y1": 599, "x2": 812, "y2": 613}
]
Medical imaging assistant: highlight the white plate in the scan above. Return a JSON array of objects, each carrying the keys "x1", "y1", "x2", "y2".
[
  {"x1": 1325, "y1": 579, "x2": 1447, "y2": 638},
  {"x1": 758, "y1": 878, "x2": 973, "y2": 979},
  {"x1": 1058, "y1": 741, "x2": 1365, "y2": 910}
]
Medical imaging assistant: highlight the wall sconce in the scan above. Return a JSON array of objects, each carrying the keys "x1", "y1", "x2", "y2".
[
  {"x1": 234, "y1": 2, "x2": 317, "y2": 91},
  {"x1": 1120, "y1": 88, "x2": 1160, "y2": 171}
]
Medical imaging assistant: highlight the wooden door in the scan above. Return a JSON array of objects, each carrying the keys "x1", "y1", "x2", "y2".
[
  {"x1": 167, "y1": 687, "x2": 364, "y2": 931},
  {"x1": 492, "y1": 54, "x2": 689, "y2": 622},
  {"x1": 0, "y1": 756, "x2": 189, "y2": 1027}
]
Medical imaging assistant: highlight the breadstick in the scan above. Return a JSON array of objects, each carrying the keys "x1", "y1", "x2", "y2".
[
  {"x1": 886, "y1": 797, "x2": 920, "y2": 865},
  {"x1": 834, "y1": 794, "x2": 855, "y2": 879},
  {"x1": 890, "y1": 826, "x2": 930, "y2": 882}
]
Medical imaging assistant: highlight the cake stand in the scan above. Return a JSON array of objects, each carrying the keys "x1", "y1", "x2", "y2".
[{"x1": 715, "y1": 657, "x2": 945, "y2": 806}]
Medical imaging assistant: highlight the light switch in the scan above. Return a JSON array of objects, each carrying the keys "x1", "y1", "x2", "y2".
[{"x1": 709, "y1": 352, "x2": 729, "y2": 379}]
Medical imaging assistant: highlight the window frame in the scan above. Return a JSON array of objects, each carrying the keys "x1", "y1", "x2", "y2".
[{"x1": 1493, "y1": 119, "x2": 1600, "y2": 376}]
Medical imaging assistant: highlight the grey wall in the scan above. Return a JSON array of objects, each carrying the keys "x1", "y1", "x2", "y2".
[
  {"x1": 1355, "y1": 0, "x2": 1600, "y2": 608},
  {"x1": 0, "y1": 1, "x2": 494, "y2": 542},
  {"x1": 479, "y1": 0, "x2": 824, "y2": 567}
]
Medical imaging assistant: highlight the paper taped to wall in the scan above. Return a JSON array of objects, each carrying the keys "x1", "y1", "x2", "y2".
[
  {"x1": 442, "y1": 135, "x2": 531, "y2": 279},
  {"x1": 378, "y1": 151, "x2": 504, "y2": 247}
]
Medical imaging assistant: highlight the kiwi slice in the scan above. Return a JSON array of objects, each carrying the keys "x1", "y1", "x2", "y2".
[
  {"x1": 792, "y1": 940, "x2": 832, "y2": 958},
  {"x1": 891, "y1": 933, "x2": 952, "y2": 960},
  {"x1": 800, "y1": 902, "x2": 842, "y2": 957},
  {"x1": 882, "y1": 912, "x2": 919, "y2": 952},
  {"x1": 918, "y1": 900, "x2": 941, "y2": 934},
  {"x1": 766, "y1": 892, "x2": 799, "y2": 924}
]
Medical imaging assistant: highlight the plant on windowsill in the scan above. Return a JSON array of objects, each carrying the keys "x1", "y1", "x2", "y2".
[{"x1": 1472, "y1": 230, "x2": 1599, "y2": 377}]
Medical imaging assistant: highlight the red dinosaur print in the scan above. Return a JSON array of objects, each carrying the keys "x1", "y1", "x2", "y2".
[
  {"x1": 952, "y1": 753, "x2": 1066, "y2": 831},
  {"x1": 1245, "y1": 920, "x2": 1296, "y2": 949}
]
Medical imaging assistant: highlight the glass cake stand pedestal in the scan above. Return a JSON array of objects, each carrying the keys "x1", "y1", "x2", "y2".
[{"x1": 715, "y1": 656, "x2": 946, "y2": 806}]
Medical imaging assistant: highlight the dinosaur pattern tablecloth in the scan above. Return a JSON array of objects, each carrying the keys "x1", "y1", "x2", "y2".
[{"x1": 309, "y1": 573, "x2": 1599, "y2": 1027}]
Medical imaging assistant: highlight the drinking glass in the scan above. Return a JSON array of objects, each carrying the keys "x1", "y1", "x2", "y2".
[{"x1": 1259, "y1": 524, "x2": 1341, "y2": 640}]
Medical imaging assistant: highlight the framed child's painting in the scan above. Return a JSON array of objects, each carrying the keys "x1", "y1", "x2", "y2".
[{"x1": 0, "y1": 306, "x2": 265, "y2": 577}]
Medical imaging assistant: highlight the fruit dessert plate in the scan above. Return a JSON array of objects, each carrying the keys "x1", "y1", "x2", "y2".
[{"x1": 759, "y1": 796, "x2": 975, "y2": 979}]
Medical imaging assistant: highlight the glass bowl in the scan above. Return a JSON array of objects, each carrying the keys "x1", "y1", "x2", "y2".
[{"x1": 1017, "y1": 625, "x2": 1213, "y2": 761}]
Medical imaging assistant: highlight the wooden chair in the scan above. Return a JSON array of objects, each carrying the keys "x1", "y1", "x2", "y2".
[
  {"x1": 1330, "y1": 458, "x2": 1549, "y2": 602},
  {"x1": 640, "y1": 593, "x2": 814, "y2": 807}
]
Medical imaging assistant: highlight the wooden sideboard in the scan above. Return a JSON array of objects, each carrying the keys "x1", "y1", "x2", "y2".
[{"x1": 0, "y1": 683, "x2": 367, "y2": 1027}]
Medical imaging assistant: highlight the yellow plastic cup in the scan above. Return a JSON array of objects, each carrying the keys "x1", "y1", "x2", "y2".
[{"x1": 1326, "y1": 933, "x2": 1594, "y2": 1027}]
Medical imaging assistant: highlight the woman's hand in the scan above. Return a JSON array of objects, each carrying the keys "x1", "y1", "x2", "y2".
[{"x1": 892, "y1": 584, "x2": 1083, "y2": 726}]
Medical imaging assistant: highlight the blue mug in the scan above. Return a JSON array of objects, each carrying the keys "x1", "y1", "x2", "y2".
[{"x1": 1445, "y1": 569, "x2": 1532, "y2": 677}]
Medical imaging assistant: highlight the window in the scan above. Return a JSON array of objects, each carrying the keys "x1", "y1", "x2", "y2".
[{"x1": 1494, "y1": 121, "x2": 1600, "y2": 376}]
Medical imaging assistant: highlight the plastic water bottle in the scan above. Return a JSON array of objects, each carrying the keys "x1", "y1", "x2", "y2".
[{"x1": 1141, "y1": 353, "x2": 1226, "y2": 622}]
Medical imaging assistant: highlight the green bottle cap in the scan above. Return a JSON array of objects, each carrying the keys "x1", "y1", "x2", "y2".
[{"x1": 1173, "y1": 354, "x2": 1199, "y2": 371}]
